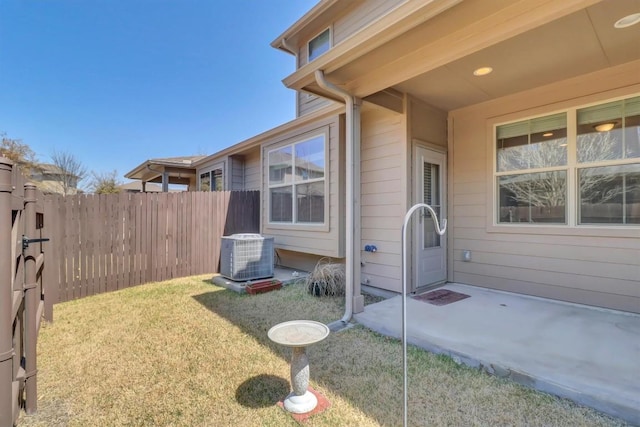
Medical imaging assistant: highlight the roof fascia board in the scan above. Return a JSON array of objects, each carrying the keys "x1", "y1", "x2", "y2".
[
  {"x1": 124, "y1": 161, "x2": 153, "y2": 179},
  {"x1": 194, "y1": 103, "x2": 343, "y2": 168},
  {"x1": 281, "y1": 0, "x2": 462, "y2": 90}
]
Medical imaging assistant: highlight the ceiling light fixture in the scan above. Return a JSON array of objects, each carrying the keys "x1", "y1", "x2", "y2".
[
  {"x1": 594, "y1": 122, "x2": 616, "y2": 132},
  {"x1": 543, "y1": 132, "x2": 553, "y2": 137},
  {"x1": 473, "y1": 66, "x2": 493, "y2": 76},
  {"x1": 614, "y1": 13, "x2": 640, "y2": 28}
]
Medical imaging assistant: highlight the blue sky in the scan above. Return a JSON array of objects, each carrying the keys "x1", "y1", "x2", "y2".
[{"x1": 0, "y1": 0, "x2": 317, "y2": 182}]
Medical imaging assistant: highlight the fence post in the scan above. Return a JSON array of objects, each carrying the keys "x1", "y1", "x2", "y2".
[
  {"x1": 0, "y1": 158, "x2": 14, "y2": 426},
  {"x1": 23, "y1": 183, "x2": 38, "y2": 414}
]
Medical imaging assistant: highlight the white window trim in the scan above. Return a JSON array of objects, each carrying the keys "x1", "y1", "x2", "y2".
[
  {"x1": 265, "y1": 129, "x2": 330, "y2": 232},
  {"x1": 198, "y1": 161, "x2": 225, "y2": 191},
  {"x1": 307, "y1": 27, "x2": 332, "y2": 64},
  {"x1": 485, "y1": 93, "x2": 640, "y2": 238}
]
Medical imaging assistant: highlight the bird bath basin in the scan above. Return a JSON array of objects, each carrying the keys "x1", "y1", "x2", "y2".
[{"x1": 268, "y1": 320, "x2": 329, "y2": 414}]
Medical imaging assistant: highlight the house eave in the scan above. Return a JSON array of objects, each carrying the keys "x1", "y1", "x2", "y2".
[
  {"x1": 283, "y1": 0, "x2": 607, "y2": 106},
  {"x1": 280, "y1": 0, "x2": 463, "y2": 95},
  {"x1": 270, "y1": 0, "x2": 344, "y2": 53}
]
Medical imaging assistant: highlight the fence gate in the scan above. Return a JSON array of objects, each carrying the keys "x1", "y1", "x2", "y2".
[{"x1": 1, "y1": 158, "x2": 48, "y2": 426}]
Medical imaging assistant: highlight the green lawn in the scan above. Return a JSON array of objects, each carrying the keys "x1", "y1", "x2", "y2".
[{"x1": 19, "y1": 276, "x2": 627, "y2": 426}]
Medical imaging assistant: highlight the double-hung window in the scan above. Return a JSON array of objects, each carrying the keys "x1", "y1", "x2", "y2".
[
  {"x1": 495, "y1": 95, "x2": 640, "y2": 225},
  {"x1": 268, "y1": 134, "x2": 326, "y2": 224}
]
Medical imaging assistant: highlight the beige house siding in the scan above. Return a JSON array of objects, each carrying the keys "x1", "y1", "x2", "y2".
[
  {"x1": 242, "y1": 147, "x2": 262, "y2": 191},
  {"x1": 360, "y1": 105, "x2": 405, "y2": 292},
  {"x1": 295, "y1": 0, "x2": 402, "y2": 117},
  {"x1": 297, "y1": 0, "x2": 402, "y2": 66},
  {"x1": 196, "y1": 148, "x2": 261, "y2": 192},
  {"x1": 409, "y1": 97, "x2": 447, "y2": 148},
  {"x1": 297, "y1": 92, "x2": 333, "y2": 117},
  {"x1": 449, "y1": 62, "x2": 640, "y2": 313},
  {"x1": 261, "y1": 114, "x2": 345, "y2": 258},
  {"x1": 332, "y1": 0, "x2": 402, "y2": 46},
  {"x1": 229, "y1": 155, "x2": 245, "y2": 190}
]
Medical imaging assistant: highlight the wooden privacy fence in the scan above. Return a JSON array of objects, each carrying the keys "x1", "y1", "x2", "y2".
[
  {"x1": 44, "y1": 190, "x2": 259, "y2": 305},
  {"x1": 1, "y1": 158, "x2": 49, "y2": 425}
]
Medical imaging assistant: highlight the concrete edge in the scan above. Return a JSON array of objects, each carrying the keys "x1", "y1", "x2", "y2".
[{"x1": 358, "y1": 320, "x2": 639, "y2": 425}]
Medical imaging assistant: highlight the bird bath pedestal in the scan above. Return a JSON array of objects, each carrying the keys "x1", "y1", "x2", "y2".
[{"x1": 268, "y1": 320, "x2": 329, "y2": 414}]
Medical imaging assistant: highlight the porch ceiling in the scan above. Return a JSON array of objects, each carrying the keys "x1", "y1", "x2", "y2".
[
  {"x1": 301, "y1": 0, "x2": 640, "y2": 112},
  {"x1": 392, "y1": 1, "x2": 640, "y2": 111}
]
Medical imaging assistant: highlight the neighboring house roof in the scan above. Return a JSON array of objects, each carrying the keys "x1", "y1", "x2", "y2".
[
  {"x1": 30, "y1": 163, "x2": 81, "y2": 195},
  {"x1": 124, "y1": 155, "x2": 205, "y2": 185},
  {"x1": 32, "y1": 163, "x2": 80, "y2": 178},
  {"x1": 117, "y1": 181, "x2": 163, "y2": 192}
]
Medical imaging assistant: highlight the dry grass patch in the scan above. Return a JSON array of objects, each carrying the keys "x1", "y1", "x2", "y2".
[{"x1": 19, "y1": 276, "x2": 627, "y2": 426}]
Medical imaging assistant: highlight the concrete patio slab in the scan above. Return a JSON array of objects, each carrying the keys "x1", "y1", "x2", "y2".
[{"x1": 354, "y1": 283, "x2": 640, "y2": 425}]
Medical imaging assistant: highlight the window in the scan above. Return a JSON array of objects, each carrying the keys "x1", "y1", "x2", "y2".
[
  {"x1": 495, "y1": 95, "x2": 640, "y2": 226},
  {"x1": 268, "y1": 134, "x2": 325, "y2": 224},
  {"x1": 308, "y1": 28, "x2": 330, "y2": 62},
  {"x1": 576, "y1": 97, "x2": 640, "y2": 224},
  {"x1": 496, "y1": 113, "x2": 568, "y2": 224},
  {"x1": 200, "y1": 165, "x2": 224, "y2": 191}
]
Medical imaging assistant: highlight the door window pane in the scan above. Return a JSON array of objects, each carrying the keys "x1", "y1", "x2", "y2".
[{"x1": 423, "y1": 162, "x2": 440, "y2": 248}]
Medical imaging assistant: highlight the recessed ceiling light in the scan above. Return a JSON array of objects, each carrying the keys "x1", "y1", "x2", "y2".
[
  {"x1": 614, "y1": 13, "x2": 640, "y2": 28},
  {"x1": 594, "y1": 122, "x2": 616, "y2": 132},
  {"x1": 543, "y1": 132, "x2": 553, "y2": 137},
  {"x1": 473, "y1": 66, "x2": 493, "y2": 76}
]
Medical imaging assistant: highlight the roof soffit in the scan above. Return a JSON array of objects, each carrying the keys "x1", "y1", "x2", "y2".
[
  {"x1": 391, "y1": 0, "x2": 639, "y2": 111},
  {"x1": 285, "y1": 0, "x2": 607, "y2": 101}
]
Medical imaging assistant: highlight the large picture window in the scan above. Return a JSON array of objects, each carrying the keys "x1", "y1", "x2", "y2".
[
  {"x1": 496, "y1": 95, "x2": 640, "y2": 226},
  {"x1": 268, "y1": 135, "x2": 325, "y2": 224}
]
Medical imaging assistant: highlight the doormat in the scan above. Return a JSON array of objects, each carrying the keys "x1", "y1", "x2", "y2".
[{"x1": 413, "y1": 289, "x2": 470, "y2": 306}]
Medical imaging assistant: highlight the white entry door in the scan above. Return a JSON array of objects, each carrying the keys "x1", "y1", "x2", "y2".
[{"x1": 413, "y1": 146, "x2": 447, "y2": 290}]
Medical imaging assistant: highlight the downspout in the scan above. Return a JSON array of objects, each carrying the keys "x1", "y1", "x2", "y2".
[{"x1": 315, "y1": 70, "x2": 362, "y2": 326}]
